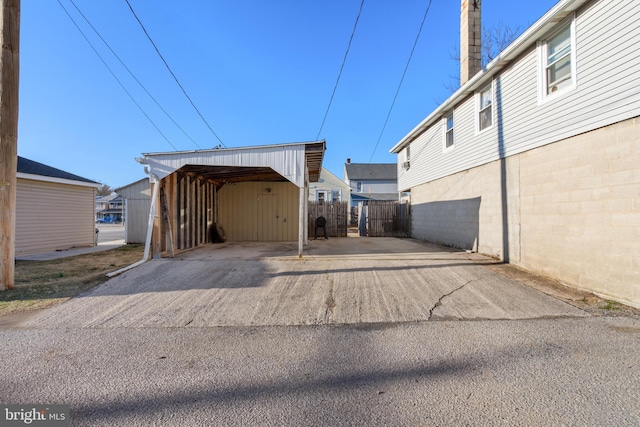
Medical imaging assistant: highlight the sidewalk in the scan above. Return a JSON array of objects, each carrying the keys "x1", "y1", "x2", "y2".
[{"x1": 15, "y1": 240, "x2": 125, "y2": 261}]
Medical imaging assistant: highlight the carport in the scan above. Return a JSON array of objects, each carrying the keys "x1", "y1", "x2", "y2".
[{"x1": 137, "y1": 141, "x2": 325, "y2": 258}]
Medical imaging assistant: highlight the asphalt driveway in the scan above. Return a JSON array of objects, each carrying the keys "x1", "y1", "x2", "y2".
[{"x1": 25, "y1": 237, "x2": 588, "y2": 328}]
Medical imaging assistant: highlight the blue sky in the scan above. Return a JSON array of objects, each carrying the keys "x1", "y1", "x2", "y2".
[{"x1": 19, "y1": 0, "x2": 558, "y2": 189}]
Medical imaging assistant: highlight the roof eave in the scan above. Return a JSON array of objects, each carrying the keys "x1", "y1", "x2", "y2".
[
  {"x1": 17, "y1": 172, "x2": 102, "y2": 188},
  {"x1": 390, "y1": 0, "x2": 591, "y2": 154},
  {"x1": 142, "y1": 140, "x2": 326, "y2": 157}
]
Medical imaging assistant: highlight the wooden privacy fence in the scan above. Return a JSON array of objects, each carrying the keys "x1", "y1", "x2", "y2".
[
  {"x1": 308, "y1": 201, "x2": 348, "y2": 237},
  {"x1": 367, "y1": 201, "x2": 411, "y2": 237}
]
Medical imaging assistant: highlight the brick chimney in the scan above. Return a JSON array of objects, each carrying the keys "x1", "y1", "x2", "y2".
[
  {"x1": 460, "y1": 0, "x2": 481, "y2": 85},
  {"x1": 346, "y1": 158, "x2": 351, "y2": 164}
]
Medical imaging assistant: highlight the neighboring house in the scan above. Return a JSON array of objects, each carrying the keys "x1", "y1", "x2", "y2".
[
  {"x1": 115, "y1": 178, "x2": 151, "y2": 244},
  {"x1": 343, "y1": 160, "x2": 399, "y2": 207},
  {"x1": 308, "y1": 168, "x2": 350, "y2": 204},
  {"x1": 390, "y1": 0, "x2": 640, "y2": 308},
  {"x1": 16, "y1": 156, "x2": 101, "y2": 256},
  {"x1": 95, "y1": 194, "x2": 124, "y2": 223}
]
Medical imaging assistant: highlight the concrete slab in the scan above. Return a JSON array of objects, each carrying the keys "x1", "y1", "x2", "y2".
[
  {"x1": 24, "y1": 238, "x2": 588, "y2": 329},
  {"x1": 16, "y1": 241, "x2": 125, "y2": 261}
]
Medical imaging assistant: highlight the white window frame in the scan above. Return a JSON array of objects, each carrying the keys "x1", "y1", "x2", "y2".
[
  {"x1": 538, "y1": 15, "x2": 576, "y2": 103},
  {"x1": 401, "y1": 145, "x2": 411, "y2": 170},
  {"x1": 476, "y1": 82, "x2": 493, "y2": 133},
  {"x1": 317, "y1": 190, "x2": 327, "y2": 204},
  {"x1": 443, "y1": 111, "x2": 454, "y2": 151},
  {"x1": 356, "y1": 181, "x2": 362, "y2": 193}
]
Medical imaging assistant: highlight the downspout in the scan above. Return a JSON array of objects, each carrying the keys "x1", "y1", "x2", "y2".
[{"x1": 107, "y1": 170, "x2": 160, "y2": 278}]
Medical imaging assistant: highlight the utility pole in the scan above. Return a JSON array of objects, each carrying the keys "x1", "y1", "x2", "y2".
[{"x1": 0, "y1": 0, "x2": 20, "y2": 291}]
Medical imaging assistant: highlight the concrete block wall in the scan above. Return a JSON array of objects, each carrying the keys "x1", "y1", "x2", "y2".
[
  {"x1": 410, "y1": 117, "x2": 640, "y2": 308},
  {"x1": 411, "y1": 157, "x2": 521, "y2": 261},
  {"x1": 518, "y1": 117, "x2": 640, "y2": 307}
]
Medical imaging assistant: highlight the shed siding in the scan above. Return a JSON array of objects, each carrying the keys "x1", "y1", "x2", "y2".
[
  {"x1": 146, "y1": 144, "x2": 306, "y2": 186},
  {"x1": 399, "y1": 0, "x2": 640, "y2": 192},
  {"x1": 117, "y1": 179, "x2": 151, "y2": 244},
  {"x1": 16, "y1": 179, "x2": 95, "y2": 255},
  {"x1": 218, "y1": 181, "x2": 299, "y2": 241}
]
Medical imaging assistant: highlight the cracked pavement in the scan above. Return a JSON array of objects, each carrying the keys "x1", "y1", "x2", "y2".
[
  {"x1": 4, "y1": 237, "x2": 639, "y2": 426},
  {"x1": 23, "y1": 237, "x2": 588, "y2": 329}
]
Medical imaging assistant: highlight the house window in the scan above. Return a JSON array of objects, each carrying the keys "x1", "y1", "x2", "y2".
[
  {"x1": 356, "y1": 181, "x2": 362, "y2": 192},
  {"x1": 317, "y1": 191, "x2": 326, "y2": 204},
  {"x1": 332, "y1": 190, "x2": 341, "y2": 203},
  {"x1": 540, "y1": 18, "x2": 575, "y2": 99},
  {"x1": 478, "y1": 84, "x2": 492, "y2": 131},
  {"x1": 444, "y1": 111, "x2": 454, "y2": 149},
  {"x1": 402, "y1": 145, "x2": 411, "y2": 170}
]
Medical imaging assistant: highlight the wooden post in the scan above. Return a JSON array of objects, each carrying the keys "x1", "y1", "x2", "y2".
[
  {"x1": 151, "y1": 180, "x2": 161, "y2": 259},
  {"x1": 0, "y1": 0, "x2": 20, "y2": 291},
  {"x1": 298, "y1": 186, "x2": 304, "y2": 258}
]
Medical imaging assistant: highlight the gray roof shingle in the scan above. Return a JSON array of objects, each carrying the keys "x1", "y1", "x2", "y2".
[
  {"x1": 345, "y1": 163, "x2": 397, "y2": 181},
  {"x1": 17, "y1": 156, "x2": 98, "y2": 184}
]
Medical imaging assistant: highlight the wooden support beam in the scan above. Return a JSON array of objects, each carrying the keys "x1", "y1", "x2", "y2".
[
  {"x1": 298, "y1": 186, "x2": 304, "y2": 258},
  {"x1": 0, "y1": 0, "x2": 20, "y2": 291},
  {"x1": 151, "y1": 180, "x2": 161, "y2": 259}
]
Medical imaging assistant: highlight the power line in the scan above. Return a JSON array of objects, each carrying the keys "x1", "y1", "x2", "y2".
[
  {"x1": 124, "y1": 0, "x2": 226, "y2": 148},
  {"x1": 57, "y1": 0, "x2": 178, "y2": 151},
  {"x1": 369, "y1": 0, "x2": 433, "y2": 162},
  {"x1": 68, "y1": 0, "x2": 202, "y2": 150},
  {"x1": 316, "y1": 0, "x2": 365, "y2": 141}
]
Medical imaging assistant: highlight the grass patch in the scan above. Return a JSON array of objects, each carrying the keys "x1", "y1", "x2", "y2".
[
  {"x1": 0, "y1": 245, "x2": 144, "y2": 315},
  {"x1": 603, "y1": 299, "x2": 621, "y2": 311}
]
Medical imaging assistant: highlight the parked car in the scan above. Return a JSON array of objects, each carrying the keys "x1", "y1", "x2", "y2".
[{"x1": 96, "y1": 217, "x2": 121, "y2": 224}]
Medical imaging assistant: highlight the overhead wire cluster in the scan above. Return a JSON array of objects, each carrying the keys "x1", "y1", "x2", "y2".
[
  {"x1": 57, "y1": 0, "x2": 225, "y2": 151},
  {"x1": 58, "y1": 0, "x2": 434, "y2": 157},
  {"x1": 315, "y1": 0, "x2": 434, "y2": 162},
  {"x1": 124, "y1": 0, "x2": 225, "y2": 148},
  {"x1": 315, "y1": 0, "x2": 365, "y2": 141}
]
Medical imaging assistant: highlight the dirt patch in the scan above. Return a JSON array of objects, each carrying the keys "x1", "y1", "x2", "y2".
[
  {"x1": 467, "y1": 253, "x2": 640, "y2": 317},
  {"x1": 0, "y1": 244, "x2": 144, "y2": 317}
]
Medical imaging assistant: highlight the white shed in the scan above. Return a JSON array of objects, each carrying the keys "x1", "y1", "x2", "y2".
[
  {"x1": 16, "y1": 157, "x2": 101, "y2": 256},
  {"x1": 115, "y1": 178, "x2": 151, "y2": 244}
]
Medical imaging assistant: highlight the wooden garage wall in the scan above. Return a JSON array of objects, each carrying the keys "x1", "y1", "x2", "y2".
[
  {"x1": 16, "y1": 178, "x2": 96, "y2": 256},
  {"x1": 160, "y1": 172, "x2": 215, "y2": 253},
  {"x1": 218, "y1": 181, "x2": 299, "y2": 241}
]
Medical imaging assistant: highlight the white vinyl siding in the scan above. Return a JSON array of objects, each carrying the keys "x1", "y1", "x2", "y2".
[
  {"x1": 398, "y1": 0, "x2": 640, "y2": 192},
  {"x1": 116, "y1": 179, "x2": 151, "y2": 244},
  {"x1": 308, "y1": 168, "x2": 350, "y2": 204},
  {"x1": 354, "y1": 180, "x2": 398, "y2": 194},
  {"x1": 16, "y1": 179, "x2": 96, "y2": 256}
]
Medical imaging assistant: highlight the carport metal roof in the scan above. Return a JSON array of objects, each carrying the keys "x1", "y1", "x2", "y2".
[{"x1": 140, "y1": 141, "x2": 325, "y2": 187}]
